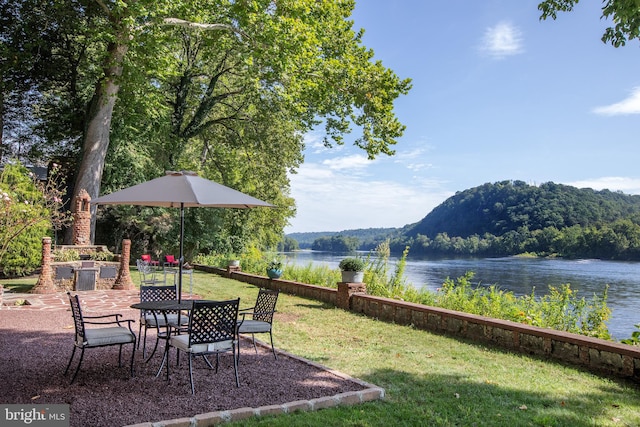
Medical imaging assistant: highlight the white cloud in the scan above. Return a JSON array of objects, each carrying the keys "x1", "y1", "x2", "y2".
[
  {"x1": 285, "y1": 161, "x2": 452, "y2": 233},
  {"x1": 480, "y1": 22, "x2": 524, "y2": 59},
  {"x1": 564, "y1": 177, "x2": 640, "y2": 195},
  {"x1": 593, "y1": 87, "x2": 640, "y2": 116},
  {"x1": 323, "y1": 154, "x2": 372, "y2": 171}
]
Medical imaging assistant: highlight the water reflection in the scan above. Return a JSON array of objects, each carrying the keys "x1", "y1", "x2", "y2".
[{"x1": 283, "y1": 251, "x2": 640, "y2": 340}]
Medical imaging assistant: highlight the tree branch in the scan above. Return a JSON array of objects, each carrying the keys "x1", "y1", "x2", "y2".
[{"x1": 162, "y1": 18, "x2": 249, "y2": 40}]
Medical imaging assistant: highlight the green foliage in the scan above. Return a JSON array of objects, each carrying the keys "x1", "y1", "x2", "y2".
[
  {"x1": 384, "y1": 181, "x2": 640, "y2": 260},
  {"x1": 52, "y1": 249, "x2": 80, "y2": 262},
  {"x1": 267, "y1": 258, "x2": 283, "y2": 271},
  {"x1": 338, "y1": 257, "x2": 365, "y2": 271},
  {"x1": 4, "y1": 0, "x2": 410, "y2": 254},
  {"x1": 312, "y1": 235, "x2": 360, "y2": 252},
  {"x1": 89, "y1": 250, "x2": 116, "y2": 261},
  {"x1": 278, "y1": 236, "x2": 299, "y2": 252},
  {"x1": 0, "y1": 162, "x2": 70, "y2": 276},
  {"x1": 290, "y1": 227, "x2": 398, "y2": 249},
  {"x1": 433, "y1": 273, "x2": 611, "y2": 339},
  {"x1": 621, "y1": 324, "x2": 640, "y2": 345},
  {"x1": 539, "y1": 0, "x2": 640, "y2": 48}
]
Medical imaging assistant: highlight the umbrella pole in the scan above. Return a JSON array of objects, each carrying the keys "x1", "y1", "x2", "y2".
[{"x1": 178, "y1": 203, "x2": 184, "y2": 303}]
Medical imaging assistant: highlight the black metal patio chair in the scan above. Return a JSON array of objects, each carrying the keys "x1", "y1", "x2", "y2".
[
  {"x1": 138, "y1": 285, "x2": 187, "y2": 360},
  {"x1": 238, "y1": 288, "x2": 279, "y2": 359},
  {"x1": 64, "y1": 292, "x2": 136, "y2": 383},
  {"x1": 164, "y1": 298, "x2": 241, "y2": 394}
]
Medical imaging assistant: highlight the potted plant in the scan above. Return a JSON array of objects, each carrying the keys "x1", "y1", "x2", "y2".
[
  {"x1": 339, "y1": 257, "x2": 365, "y2": 283},
  {"x1": 266, "y1": 259, "x2": 283, "y2": 279}
]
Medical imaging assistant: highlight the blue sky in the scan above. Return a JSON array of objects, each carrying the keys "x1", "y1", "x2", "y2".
[{"x1": 284, "y1": 0, "x2": 640, "y2": 234}]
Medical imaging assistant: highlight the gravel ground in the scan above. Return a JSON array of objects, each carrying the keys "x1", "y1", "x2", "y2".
[{"x1": 0, "y1": 308, "x2": 369, "y2": 427}]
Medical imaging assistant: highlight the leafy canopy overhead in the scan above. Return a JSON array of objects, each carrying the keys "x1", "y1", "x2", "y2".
[
  {"x1": 2, "y1": 0, "x2": 412, "y2": 252},
  {"x1": 539, "y1": 0, "x2": 640, "y2": 47}
]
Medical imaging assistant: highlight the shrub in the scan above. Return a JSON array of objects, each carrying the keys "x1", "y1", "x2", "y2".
[{"x1": 339, "y1": 257, "x2": 365, "y2": 271}]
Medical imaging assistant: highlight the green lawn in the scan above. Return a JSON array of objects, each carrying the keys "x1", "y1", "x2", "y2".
[{"x1": 3, "y1": 271, "x2": 640, "y2": 426}]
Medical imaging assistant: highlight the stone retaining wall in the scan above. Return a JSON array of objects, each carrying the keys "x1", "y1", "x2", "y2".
[{"x1": 195, "y1": 264, "x2": 640, "y2": 382}]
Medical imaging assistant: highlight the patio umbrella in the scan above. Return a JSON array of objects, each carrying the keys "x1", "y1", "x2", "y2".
[{"x1": 92, "y1": 170, "x2": 273, "y2": 302}]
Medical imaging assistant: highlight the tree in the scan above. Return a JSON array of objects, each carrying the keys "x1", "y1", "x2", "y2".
[
  {"x1": 539, "y1": 0, "x2": 640, "y2": 47},
  {"x1": 4, "y1": 0, "x2": 411, "y2": 244},
  {"x1": 0, "y1": 161, "x2": 71, "y2": 276}
]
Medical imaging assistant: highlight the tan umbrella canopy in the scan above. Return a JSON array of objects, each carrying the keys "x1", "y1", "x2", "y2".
[{"x1": 92, "y1": 171, "x2": 273, "y2": 301}]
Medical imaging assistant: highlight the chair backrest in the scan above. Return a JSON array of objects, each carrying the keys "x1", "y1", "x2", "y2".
[
  {"x1": 165, "y1": 255, "x2": 176, "y2": 263},
  {"x1": 141, "y1": 254, "x2": 151, "y2": 263},
  {"x1": 252, "y1": 288, "x2": 279, "y2": 324},
  {"x1": 67, "y1": 292, "x2": 86, "y2": 343},
  {"x1": 140, "y1": 285, "x2": 178, "y2": 314},
  {"x1": 189, "y1": 299, "x2": 240, "y2": 347},
  {"x1": 137, "y1": 259, "x2": 156, "y2": 281}
]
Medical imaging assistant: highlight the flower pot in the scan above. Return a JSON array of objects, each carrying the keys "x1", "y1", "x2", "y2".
[
  {"x1": 228, "y1": 260, "x2": 240, "y2": 267},
  {"x1": 266, "y1": 268, "x2": 283, "y2": 279},
  {"x1": 341, "y1": 271, "x2": 364, "y2": 283}
]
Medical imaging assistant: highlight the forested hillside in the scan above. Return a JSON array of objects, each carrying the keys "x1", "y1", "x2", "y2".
[
  {"x1": 287, "y1": 228, "x2": 398, "y2": 250},
  {"x1": 288, "y1": 180, "x2": 640, "y2": 260},
  {"x1": 389, "y1": 180, "x2": 640, "y2": 259},
  {"x1": 406, "y1": 180, "x2": 640, "y2": 239}
]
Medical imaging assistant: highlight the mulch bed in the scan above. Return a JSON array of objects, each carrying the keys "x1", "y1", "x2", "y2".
[{"x1": 0, "y1": 308, "x2": 370, "y2": 427}]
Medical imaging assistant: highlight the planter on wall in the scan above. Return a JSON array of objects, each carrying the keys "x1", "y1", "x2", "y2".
[
  {"x1": 341, "y1": 271, "x2": 364, "y2": 283},
  {"x1": 266, "y1": 268, "x2": 283, "y2": 279}
]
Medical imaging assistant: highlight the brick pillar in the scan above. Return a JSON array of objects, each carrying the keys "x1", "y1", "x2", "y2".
[
  {"x1": 336, "y1": 282, "x2": 366, "y2": 310},
  {"x1": 113, "y1": 239, "x2": 135, "y2": 290},
  {"x1": 32, "y1": 237, "x2": 56, "y2": 294},
  {"x1": 226, "y1": 265, "x2": 241, "y2": 278},
  {"x1": 72, "y1": 189, "x2": 92, "y2": 245}
]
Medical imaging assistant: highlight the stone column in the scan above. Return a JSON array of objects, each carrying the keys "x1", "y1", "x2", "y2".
[
  {"x1": 113, "y1": 239, "x2": 135, "y2": 290},
  {"x1": 72, "y1": 189, "x2": 92, "y2": 245},
  {"x1": 336, "y1": 282, "x2": 367, "y2": 310},
  {"x1": 32, "y1": 237, "x2": 56, "y2": 294}
]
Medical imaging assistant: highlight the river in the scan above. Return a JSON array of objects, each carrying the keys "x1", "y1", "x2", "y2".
[{"x1": 282, "y1": 251, "x2": 640, "y2": 341}]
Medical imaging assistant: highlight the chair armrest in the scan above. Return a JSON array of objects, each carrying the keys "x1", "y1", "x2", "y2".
[
  {"x1": 253, "y1": 310, "x2": 277, "y2": 316},
  {"x1": 238, "y1": 306, "x2": 255, "y2": 312},
  {"x1": 83, "y1": 313, "x2": 122, "y2": 320},
  {"x1": 84, "y1": 314, "x2": 134, "y2": 329}
]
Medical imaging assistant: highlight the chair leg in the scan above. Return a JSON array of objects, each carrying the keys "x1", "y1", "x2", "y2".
[
  {"x1": 251, "y1": 334, "x2": 258, "y2": 354},
  {"x1": 118, "y1": 344, "x2": 124, "y2": 367},
  {"x1": 202, "y1": 355, "x2": 214, "y2": 369},
  {"x1": 129, "y1": 340, "x2": 136, "y2": 378},
  {"x1": 233, "y1": 346, "x2": 240, "y2": 387},
  {"x1": 64, "y1": 346, "x2": 77, "y2": 376},
  {"x1": 70, "y1": 348, "x2": 85, "y2": 384},
  {"x1": 269, "y1": 332, "x2": 277, "y2": 360},
  {"x1": 142, "y1": 326, "x2": 149, "y2": 357},
  {"x1": 188, "y1": 353, "x2": 195, "y2": 394}
]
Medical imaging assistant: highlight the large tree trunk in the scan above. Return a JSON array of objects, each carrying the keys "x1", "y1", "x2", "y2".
[{"x1": 68, "y1": 39, "x2": 128, "y2": 244}]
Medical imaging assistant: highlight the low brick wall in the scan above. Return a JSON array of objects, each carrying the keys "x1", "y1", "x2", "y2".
[
  {"x1": 195, "y1": 264, "x2": 640, "y2": 382},
  {"x1": 196, "y1": 265, "x2": 337, "y2": 306}
]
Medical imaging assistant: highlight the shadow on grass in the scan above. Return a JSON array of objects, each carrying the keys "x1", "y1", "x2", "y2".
[{"x1": 242, "y1": 368, "x2": 638, "y2": 427}]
